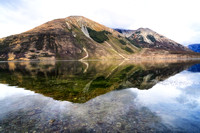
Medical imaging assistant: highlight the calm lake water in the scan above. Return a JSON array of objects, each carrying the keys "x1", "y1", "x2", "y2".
[{"x1": 0, "y1": 60, "x2": 200, "y2": 132}]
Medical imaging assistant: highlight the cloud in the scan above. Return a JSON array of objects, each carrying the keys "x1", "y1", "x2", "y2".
[{"x1": 0, "y1": 0, "x2": 200, "y2": 45}]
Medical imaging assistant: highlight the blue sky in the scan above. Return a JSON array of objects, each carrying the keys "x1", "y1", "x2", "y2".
[{"x1": 0, "y1": 0, "x2": 200, "y2": 45}]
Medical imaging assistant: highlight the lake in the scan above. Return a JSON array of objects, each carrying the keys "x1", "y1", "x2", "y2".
[{"x1": 0, "y1": 60, "x2": 200, "y2": 132}]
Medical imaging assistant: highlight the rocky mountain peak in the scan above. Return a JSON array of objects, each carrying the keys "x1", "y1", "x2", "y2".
[
  {"x1": 65, "y1": 16, "x2": 120, "y2": 37},
  {"x1": 133, "y1": 28, "x2": 165, "y2": 44},
  {"x1": 115, "y1": 27, "x2": 191, "y2": 52}
]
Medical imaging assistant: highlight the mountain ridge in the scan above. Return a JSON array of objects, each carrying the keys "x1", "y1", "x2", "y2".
[
  {"x1": 0, "y1": 16, "x2": 198, "y2": 61},
  {"x1": 114, "y1": 28, "x2": 191, "y2": 52}
]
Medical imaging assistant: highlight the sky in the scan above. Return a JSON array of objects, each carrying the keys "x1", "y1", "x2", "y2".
[{"x1": 0, "y1": 0, "x2": 200, "y2": 45}]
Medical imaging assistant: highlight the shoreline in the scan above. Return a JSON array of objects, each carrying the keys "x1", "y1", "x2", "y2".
[{"x1": 1, "y1": 57, "x2": 200, "y2": 64}]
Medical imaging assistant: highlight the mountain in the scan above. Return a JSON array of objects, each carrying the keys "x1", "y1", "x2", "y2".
[
  {"x1": 0, "y1": 16, "x2": 140, "y2": 61},
  {"x1": 114, "y1": 28, "x2": 135, "y2": 37},
  {"x1": 188, "y1": 44, "x2": 200, "y2": 53},
  {"x1": 115, "y1": 28, "x2": 191, "y2": 52},
  {"x1": 0, "y1": 16, "x2": 198, "y2": 61}
]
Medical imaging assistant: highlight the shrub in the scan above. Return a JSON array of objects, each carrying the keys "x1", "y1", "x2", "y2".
[
  {"x1": 87, "y1": 27, "x2": 109, "y2": 43},
  {"x1": 124, "y1": 46, "x2": 134, "y2": 53},
  {"x1": 119, "y1": 39, "x2": 126, "y2": 45}
]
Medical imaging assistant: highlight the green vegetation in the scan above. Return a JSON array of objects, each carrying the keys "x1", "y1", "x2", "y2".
[
  {"x1": 147, "y1": 35, "x2": 156, "y2": 42},
  {"x1": 119, "y1": 66, "x2": 134, "y2": 79},
  {"x1": 124, "y1": 46, "x2": 134, "y2": 53},
  {"x1": 119, "y1": 39, "x2": 126, "y2": 45},
  {"x1": 87, "y1": 27, "x2": 109, "y2": 43},
  {"x1": 123, "y1": 66, "x2": 134, "y2": 72},
  {"x1": 90, "y1": 76, "x2": 112, "y2": 91}
]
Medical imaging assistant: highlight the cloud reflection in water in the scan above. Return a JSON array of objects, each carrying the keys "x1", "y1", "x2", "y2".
[{"x1": 130, "y1": 70, "x2": 200, "y2": 132}]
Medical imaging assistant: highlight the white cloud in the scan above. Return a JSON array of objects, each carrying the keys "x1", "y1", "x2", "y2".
[{"x1": 0, "y1": 0, "x2": 200, "y2": 45}]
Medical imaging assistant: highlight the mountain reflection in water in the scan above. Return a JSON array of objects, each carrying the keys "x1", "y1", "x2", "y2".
[
  {"x1": 0, "y1": 60, "x2": 197, "y2": 103},
  {"x1": 0, "y1": 60, "x2": 200, "y2": 132}
]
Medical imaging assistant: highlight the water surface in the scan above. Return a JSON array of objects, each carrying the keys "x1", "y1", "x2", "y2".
[{"x1": 0, "y1": 60, "x2": 200, "y2": 132}]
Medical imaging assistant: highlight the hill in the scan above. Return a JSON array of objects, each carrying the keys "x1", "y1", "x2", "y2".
[
  {"x1": 115, "y1": 28, "x2": 191, "y2": 52},
  {"x1": 0, "y1": 16, "x2": 198, "y2": 61}
]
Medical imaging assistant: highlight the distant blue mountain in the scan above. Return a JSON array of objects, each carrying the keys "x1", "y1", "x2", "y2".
[
  {"x1": 188, "y1": 64, "x2": 200, "y2": 72},
  {"x1": 188, "y1": 44, "x2": 200, "y2": 53}
]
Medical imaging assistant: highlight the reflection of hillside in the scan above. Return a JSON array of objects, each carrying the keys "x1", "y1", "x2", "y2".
[
  {"x1": 0, "y1": 60, "x2": 199, "y2": 103},
  {"x1": 123, "y1": 64, "x2": 191, "y2": 89}
]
